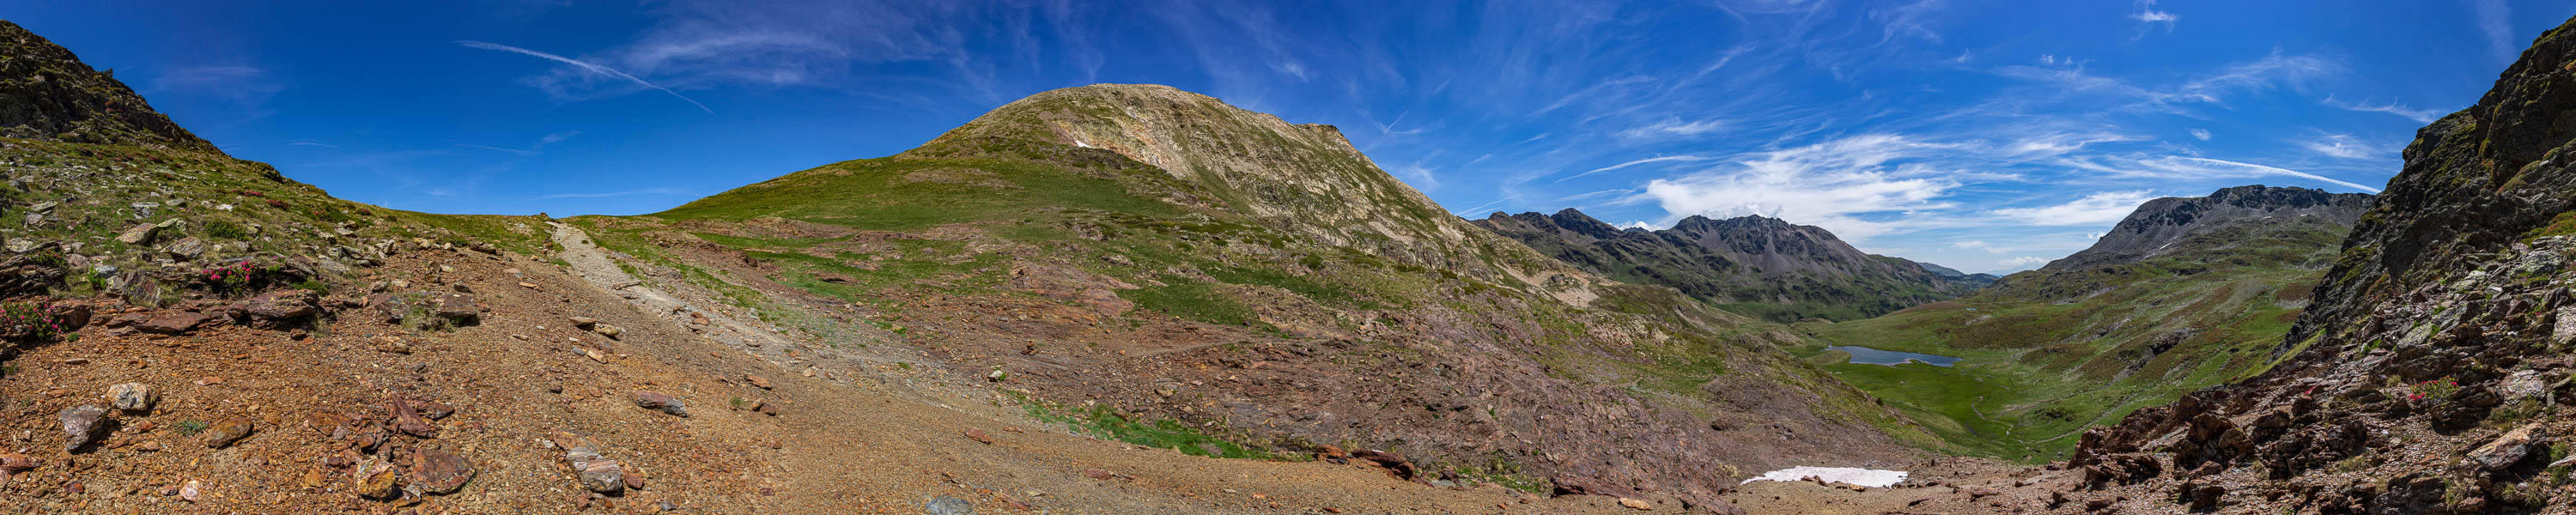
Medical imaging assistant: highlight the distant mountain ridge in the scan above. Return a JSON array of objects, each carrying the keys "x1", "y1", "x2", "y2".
[
  {"x1": 2044, "y1": 185, "x2": 2372, "y2": 272},
  {"x1": 1472, "y1": 208, "x2": 1985, "y2": 322}
]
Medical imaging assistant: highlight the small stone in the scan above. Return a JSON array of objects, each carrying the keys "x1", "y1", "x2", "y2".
[
  {"x1": 59, "y1": 404, "x2": 110, "y2": 451},
  {"x1": 629, "y1": 391, "x2": 688, "y2": 417},
  {"x1": 0, "y1": 452, "x2": 37, "y2": 473},
  {"x1": 1618, "y1": 497, "x2": 1653, "y2": 510},
  {"x1": 925, "y1": 496, "x2": 975, "y2": 515},
  {"x1": 986, "y1": 369, "x2": 1007, "y2": 382},
  {"x1": 353, "y1": 458, "x2": 401, "y2": 499},
  {"x1": 964, "y1": 428, "x2": 995, "y2": 445},
  {"x1": 745, "y1": 375, "x2": 773, "y2": 390},
  {"x1": 179, "y1": 479, "x2": 202, "y2": 502},
  {"x1": 204, "y1": 417, "x2": 255, "y2": 448},
  {"x1": 569, "y1": 316, "x2": 598, "y2": 327},
  {"x1": 418, "y1": 401, "x2": 456, "y2": 420},
  {"x1": 115, "y1": 222, "x2": 158, "y2": 245},
  {"x1": 623, "y1": 471, "x2": 646, "y2": 491},
  {"x1": 592, "y1": 324, "x2": 623, "y2": 339},
  {"x1": 107, "y1": 383, "x2": 158, "y2": 413}
]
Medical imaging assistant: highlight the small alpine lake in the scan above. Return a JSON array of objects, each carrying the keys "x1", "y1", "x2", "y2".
[{"x1": 1828, "y1": 345, "x2": 1962, "y2": 367}]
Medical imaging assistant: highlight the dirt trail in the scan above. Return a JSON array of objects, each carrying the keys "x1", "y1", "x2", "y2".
[{"x1": 550, "y1": 221, "x2": 799, "y2": 353}]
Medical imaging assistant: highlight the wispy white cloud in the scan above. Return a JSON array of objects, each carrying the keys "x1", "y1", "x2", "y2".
[
  {"x1": 1552, "y1": 154, "x2": 1715, "y2": 183},
  {"x1": 2066, "y1": 154, "x2": 2384, "y2": 192},
  {"x1": 1619, "y1": 118, "x2": 1725, "y2": 140},
  {"x1": 525, "y1": 187, "x2": 689, "y2": 201},
  {"x1": 2294, "y1": 132, "x2": 2393, "y2": 160},
  {"x1": 2129, "y1": 0, "x2": 2178, "y2": 31},
  {"x1": 457, "y1": 143, "x2": 541, "y2": 156},
  {"x1": 2321, "y1": 96, "x2": 2447, "y2": 123},
  {"x1": 1952, "y1": 239, "x2": 2008, "y2": 253},
  {"x1": 147, "y1": 65, "x2": 286, "y2": 118},
  {"x1": 536, "y1": 130, "x2": 582, "y2": 147},
  {"x1": 1451, "y1": 193, "x2": 1526, "y2": 216},
  {"x1": 1985, "y1": 191, "x2": 2154, "y2": 227},
  {"x1": 287, "y1": 141, "x2": 339, "y2": 148},
  {"x1": 2187, "y1": 128, "x2": 2212, "y2": 141},
  {"x1": 2466, "y1": 0, "x2": 2514, "y2": 59},
  {"x1": 458, "y1": 40, "x2": 715, "y2": 113},
  {"x1": 1997, "y1": 256, "x2": 2050, "y2": 270},
  {"x1": 1629, "y1": 135, "x2": 1965, "y2": 242}
]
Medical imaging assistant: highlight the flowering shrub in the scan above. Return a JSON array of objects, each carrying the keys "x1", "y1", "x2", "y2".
[
  {"x1": 2405, "y1": 377, "x2": 2460, "y2": 403},
  {"x1": 0, "y1": 302, "x2": 69, "y2": 344},
  {"x1": 196, "y1": 259, "x2": 292, "y2": 295},
  {"x1": 265, "y1": 198, "x2": 288, "y2": 209}
]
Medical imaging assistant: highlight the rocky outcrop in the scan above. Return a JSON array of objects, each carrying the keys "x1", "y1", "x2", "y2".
[
  {"x1": 0, "y1": 21, "x2": 216, "y2": 151},
  {"x1": 2062, "y1": 16, "x2": 2576, "y2": 514},
  {"x1": 1473, "y1": 209, "x2": 1983, "y2": 321}
]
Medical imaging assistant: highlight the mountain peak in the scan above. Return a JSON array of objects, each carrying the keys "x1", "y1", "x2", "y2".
[{"x1": 0, "y1": 21, "x2": 216, "y2": 152}]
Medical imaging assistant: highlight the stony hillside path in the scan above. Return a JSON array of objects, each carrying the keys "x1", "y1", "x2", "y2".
[
  {"x1": 550, "y1": 221, "x2": 799, "y2": 353},
  {"x1": 538, "y1": 222, "x2": 1661, "y2": 513}
]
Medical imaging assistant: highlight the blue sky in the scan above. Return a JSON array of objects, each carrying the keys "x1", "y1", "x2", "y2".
[{"x1": 9, "y1": 1, "x2": 2571, "y2": 273}]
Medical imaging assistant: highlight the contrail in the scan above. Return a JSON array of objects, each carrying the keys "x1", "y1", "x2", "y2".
[{"x1": 456, "y1": 40, "x2": 714, "y2": 114}]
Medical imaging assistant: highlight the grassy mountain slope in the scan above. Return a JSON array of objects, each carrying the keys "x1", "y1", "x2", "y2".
[
  {"x1": 1796, "y1": 185, "x2": 2369, "y2": 460},
  {"x1": 571, "y1": 84, "x2": 1932, "y2": 505},
  {"x1": 1473, "y1": 209, "x2": 1984, "y2": 323},
  {"x1": 0, "y1": 21, "x2": 554, "y2": 307}
]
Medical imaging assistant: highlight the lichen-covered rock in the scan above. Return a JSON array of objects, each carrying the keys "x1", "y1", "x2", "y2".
[
  {"x1": 58, "y1": 404, "x2": 108, "y2": 451},
  {"x1": 106, "y1": 382, "x2": 156, "y2": 413}
]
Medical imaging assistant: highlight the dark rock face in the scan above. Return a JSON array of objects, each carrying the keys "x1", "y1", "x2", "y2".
[
  {"x1": 0, "y1": 21, "x2": 218, "y2": 152},
  {"x1": 2046, "y1": 185, "x2": 2372, "y2": 272},
  {"x1": 1472, "y1": 209, "x2": 1983, "y2": 321}
]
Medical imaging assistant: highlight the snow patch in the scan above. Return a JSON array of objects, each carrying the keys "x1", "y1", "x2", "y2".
[
  {"x1": 1740, "y1": 467, "x2": 1908, "y2": 488},
  {"x1": 1073, "y1": 138, "x2": 1094, "y2": 148}
]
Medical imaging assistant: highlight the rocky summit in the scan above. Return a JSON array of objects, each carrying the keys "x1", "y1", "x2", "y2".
[{"x1": 8, "y1": 9, "x2": 2576, "y2": 515}]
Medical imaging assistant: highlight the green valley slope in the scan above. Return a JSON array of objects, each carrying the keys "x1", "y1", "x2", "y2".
[{"x1": 1797, "y1": 185, "x2": 2370, "y2": 459}]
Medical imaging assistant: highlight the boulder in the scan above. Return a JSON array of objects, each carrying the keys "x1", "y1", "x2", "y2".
[
  {"x1": 2464, "y1": 423, "x2": 2544, "y2": 471},
  {"x1": 58, "y1": 404, "x2": 109, "y2": 451},
  {"x1": 203, "y1": 417, "x2": 255, "y2": 448},
  {"x1": 228, "y1": 289, "x2": 320, "y2": 324},
  {"x1": 136, "y1": 312, "x2": 211, "y2": 334},
  {"x1": 407, "y1": 448, "x2": 475, "y2": 494},
  {"x1": 114, "y1": 222, "x2": 159, "y2": 245},
  {"x1": 551, "y1": 431, "x2": 624, "y2": 494},
  {"x1": 164, "y1": 236, "x2": 204, "y2": 259},
  {"x1": 353, "y1": 457, "x2": 402, "y2": 499},
  {"x1": 106, "y1": 382, "x2": 157, "y2": 413}
]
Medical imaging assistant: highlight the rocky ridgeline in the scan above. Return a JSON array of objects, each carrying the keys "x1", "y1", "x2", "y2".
[
  {"x1": 2044, "y1": 185, "x2": 2372, "y2": 272},
  {"x1": 2057, "y1": 16, "x2": 2576, "y2": 514},
  {"x1": 1475, "y1": 209, "x2": 1986, "y2": 322}
]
